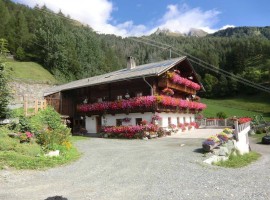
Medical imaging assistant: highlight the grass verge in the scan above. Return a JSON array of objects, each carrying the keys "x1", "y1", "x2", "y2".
[
  {"x1": 0, "y1": 146, "x2": 80, "y2": 170},
  {"x1": 214, "y1": 151, "x2": 261, "y2": 168},
  {"x1": 0, "y1": 136, "x2": 89, "y2": 170},
  {"x1": 201, "y1": 93, "x2": 270, "y2": 121},
  {"x1": 251, "y1": 133, "x2": 267, "y2": 143}
]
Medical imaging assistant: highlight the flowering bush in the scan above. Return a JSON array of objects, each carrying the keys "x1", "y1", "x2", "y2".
[
  {"x1": 168, "y1": 72, "x2": 201, "y2": 90},
  {"x1": 101, "y1": 124, "x2": 159, "y2": 139},
  {"x1": 217, "y1": 132, "x2": 229, "y2": 143},
  {"x1": 122, "y1": 117, "x2": 131, "y2": 123},
  {"x1": 162, "y1": 88, "x2": 174, "y2": 96},
  {"x1": 223, "y1": 128, "x2": 233, "y2": 134},
  {"x1": 168, "y1": 124, "x2": 178, "y2": 133},
  {"x1": 238, "y1": 117, "x2": 252, "y2": 124},
  {"x1": 202, "y1": 128, "x2": 234, "y2": 151},
  {"x1": 152, "y1": 114, "x2": 162, "y2": 121},
  {"x1": 18, "y1": 131, "x2": 33, "y2": 143},
  {"x1": 141, "y1": 120, "x2": 148, "y2": 125},
  {"x1": 144, "y1": 124, "x2": 159, "y2": 132},
  {"x1": 202, "y1": 140, "x2": 215, "y2": 146},
  {"x1": 207, "y1": 135, "x2": 220, "y2": 143},
  {"x1": 78, "y1": 95, "x2": 206, "y2": 113}
]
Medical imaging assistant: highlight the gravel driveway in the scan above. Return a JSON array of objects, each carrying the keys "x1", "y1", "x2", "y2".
[{"x1": 0, "y1": 130, "x2": 270, "y2": 200}]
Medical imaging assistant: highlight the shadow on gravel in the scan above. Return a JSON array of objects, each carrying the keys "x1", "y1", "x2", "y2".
[
  {"x1": 44, "y1": 196, "x2": 68, "y2": 200},
  {"x1": 193, "y1": 148, "x2": 205, "y2": 154}
]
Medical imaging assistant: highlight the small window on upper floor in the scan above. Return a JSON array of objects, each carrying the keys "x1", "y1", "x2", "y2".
[
  {"x1": 97, "y1": 98, "x2": 102, "y2": 102},
  {"x1": 136, "y1": 118, "x2": 142, "y2": 125},
  {"x1": 116, "y1": 119, "x2": 122, "y2": 126},
  {"x1": 136, "y1": 92, "x2": 143, "y2": 97},
  {"x1": 117, "y1": 95, "x2": 122, "y2": 100}
]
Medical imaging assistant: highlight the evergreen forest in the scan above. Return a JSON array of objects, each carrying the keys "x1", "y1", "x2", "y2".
[{"x1": 0, "y1": 0, "x2": 269, "y2": 97}]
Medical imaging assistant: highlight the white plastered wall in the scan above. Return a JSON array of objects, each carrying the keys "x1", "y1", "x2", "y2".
[
  {"x1": 104, "y1": 112, "x2": 153, "y2": 126},
  {"x1": 85, "y1": 112, "x2": 195, "y2": 133},
  {"x1": 157, "y1": 112, "x2": 195, "y2": 127}
]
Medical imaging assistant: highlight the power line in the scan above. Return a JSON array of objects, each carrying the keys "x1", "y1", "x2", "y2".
[
  {"x1": 140, "y1": 37, "x2": 270, "y2": 92},
  {"x1": 137, "y1": 37, "x2": 270, "y2": 93},
  {"x1": 27, "y1": 7, "x2": 270, "y2": 93}
]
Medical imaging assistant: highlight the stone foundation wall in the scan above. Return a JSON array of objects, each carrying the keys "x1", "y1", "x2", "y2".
[{"x1": 8, "y1": 81, "x2": 53, "y2": 108}]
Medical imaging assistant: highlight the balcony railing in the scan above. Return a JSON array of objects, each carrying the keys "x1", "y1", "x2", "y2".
[
  {"x1": 77, "y1": 95, "x2": 206, "y2": 115},
  {"x1": 158, "y1": 78, "x2": 196, "y2": 94},
  {"x1": 158, "y1": 72, "x2": 201, "y2": 95}
]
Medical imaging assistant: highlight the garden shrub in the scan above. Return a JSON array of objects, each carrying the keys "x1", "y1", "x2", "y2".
[
  {"x1": 37, "y1": 125, "x2": 71, "y2": 150},
  {"x1": 30, "y1": 107, "x2": 71, "y2": 150},
  {"x1": 0, "y1": 126, "x2": 41, "y2": 156},
  {"x1": 216, "y1": 112, "x2": 227, "y2": 119}
]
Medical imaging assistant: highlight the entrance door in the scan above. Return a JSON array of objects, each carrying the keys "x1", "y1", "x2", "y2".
[{"x1": 96, "y1": 116, "x2": 102, "y2": 133}]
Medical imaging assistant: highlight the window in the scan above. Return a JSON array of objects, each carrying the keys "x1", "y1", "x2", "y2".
[
  {"x1": 183, "y1": 117, "x2": 186, "y2": 123},
  {"x1": 117, "y1": 95, "x2": 122, "y2": 100},
  {"x1": 177, "y1": 117, "x2": 180, "y2": 126},
  {"x1": 190, "y1": 117, "x2": 192, "y2": 123},
  {"x1": 97, "y1": 98, "x2": 102, "y2": 103},
  {"x1": 116, "y1": 119, "x2": 122, "y2": 126},
  {"x1": 136, "y1": 118, "x2": 142, "y2": 125},
  {"x1": 136, "y1": 92, "x2": 143, "y2": 97},
  {"x1": 168, "y1": 117, "x2": 171, "y2": 125}
]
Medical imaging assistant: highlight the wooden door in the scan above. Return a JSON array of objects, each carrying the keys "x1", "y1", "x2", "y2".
[{"x1": 96, "y1": 116, "x2": 102, "y2": 133}]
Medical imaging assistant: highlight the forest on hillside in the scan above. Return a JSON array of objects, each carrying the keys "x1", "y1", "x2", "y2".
[{"x1": 0, "y1": 0, "x2": 269, "y2": 97}]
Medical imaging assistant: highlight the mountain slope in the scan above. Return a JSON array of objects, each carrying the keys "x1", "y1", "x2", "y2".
[
  {"x1": 211, "y1": 26, "x2": 270, "y2": 39},
  {"x1": 5, "y1": 61, "x2": 57, "y2": 84}
]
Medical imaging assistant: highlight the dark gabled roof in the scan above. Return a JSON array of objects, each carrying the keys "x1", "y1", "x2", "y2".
[{"x1": 44, "y1": 56, "x2": 188, "y2": 96}]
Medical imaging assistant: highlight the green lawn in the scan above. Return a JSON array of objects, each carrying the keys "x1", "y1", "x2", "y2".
[
  {"x1": 201, "y1": 93, "x2": 270, "y2": 121},
  {"x1": 0, "y1": 136, "x2": 89, "y2": 170},
  {"x1": 214, "y1": 151, "x2": 261, "y2": 168},
  {"x1": 5, "y1": 61, "x2": 57, "y2": 84}
]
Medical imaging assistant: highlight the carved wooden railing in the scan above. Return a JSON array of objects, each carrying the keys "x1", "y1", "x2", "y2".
[{"x1": 158, "y1": 77, "x2": 196, "y2": 95}]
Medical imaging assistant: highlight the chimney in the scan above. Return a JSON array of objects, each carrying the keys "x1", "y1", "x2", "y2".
[{"x1": 127, "y1": 56, "x2": 136, "y2": 70}]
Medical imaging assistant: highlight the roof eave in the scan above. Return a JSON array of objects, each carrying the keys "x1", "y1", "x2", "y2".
[{"x1": 44, "y1": 73, "x2": 158, "y2": 97}]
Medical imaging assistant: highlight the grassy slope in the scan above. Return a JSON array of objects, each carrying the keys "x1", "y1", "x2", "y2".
[
  {"x1": 5, "y1": 60, "x2": 57, "y2": 84},
  {"x1": 201, "y1": 93, "x2": 270, "y2": 121}
]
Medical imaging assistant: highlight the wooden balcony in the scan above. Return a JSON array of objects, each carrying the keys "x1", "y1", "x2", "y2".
[
  {"x1": 158, "y1": 77, "x2": 196, "y2": 95},
  {"x1": 77, "y1": 106, "x2": 156, "y2": 116},
  {"x1": 77, "y1": 103, "x2": 199, "y2": 116},
  {"x1": 156, "y1": 104, "x2": 197, "y2": 114}
]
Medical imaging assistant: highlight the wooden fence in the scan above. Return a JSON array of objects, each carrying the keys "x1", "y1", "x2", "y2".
[
  {"x1": 24, "y1": 99, "x2": 47, "y2": 116},
  {"x1": 197, "y1": 118, "x2": 235, "y2": 128}
]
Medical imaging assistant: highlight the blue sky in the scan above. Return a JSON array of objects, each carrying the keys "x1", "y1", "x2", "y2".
[{"x1": 13, "y1": 0, "x2": 270, "y2": 36}]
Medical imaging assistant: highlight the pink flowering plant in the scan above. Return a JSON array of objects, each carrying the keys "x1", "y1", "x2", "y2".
[
  {"x1": 122, "y1": 117, "x2": 131, "y2": 123},
  {"x1": 168, "y1": 72, "x2": 201, "y2": 90},
  {"x1": 152, "y1": 114, "x2": 162, "y2": 121},
  {"x1": 18, "y1": 131, "x2": 34, "y2": 143},
  {"x1": 101, "y1": 123, "x2": 159, "y2": 139},
  {"x1": 78, "y1": 95, "x2": 206, "y2": 113}
]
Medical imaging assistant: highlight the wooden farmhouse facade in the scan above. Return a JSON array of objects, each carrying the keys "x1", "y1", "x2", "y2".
[{"x1": 44, "y1": 56, "x2": 206, "y2": 134}]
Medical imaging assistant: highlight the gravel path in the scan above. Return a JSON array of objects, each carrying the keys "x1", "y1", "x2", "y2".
[{"x1": 0, "y1": 130, "x2": 270, "y2": 200}]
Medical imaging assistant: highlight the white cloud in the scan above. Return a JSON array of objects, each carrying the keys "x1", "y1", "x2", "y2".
[
  {"x1": 153, "y1": 4, "x2": 220, "y2": 34},
  {"x1": 220, "y1": 25, "x2": 235, "y2": 30},
  {"x1": 15, "y1": 1, "x2": 224, "y2": 36}
]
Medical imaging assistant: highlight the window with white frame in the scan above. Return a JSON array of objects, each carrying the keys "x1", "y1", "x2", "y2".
[
  {"x1": 117, "y1": 95, "x2": 122, "y2": 100},
  {"x1": 136, "y1": 92, "x2": 143, "y2": 97},
  {"x1": 97, "y1": 98, "x2": 102, "y2": 102}
]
